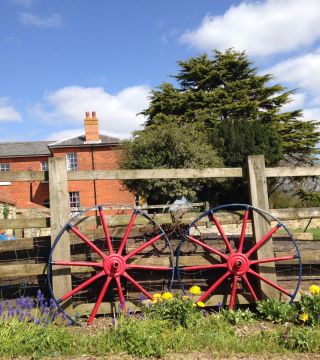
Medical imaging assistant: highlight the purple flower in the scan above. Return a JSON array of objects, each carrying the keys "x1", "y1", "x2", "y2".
[
  {"x1": 35, "y1": 319, "x2": 41, "y2": 325},
  {"x1": 217, "y1": 302, "x2": 222, "y2": 310}
]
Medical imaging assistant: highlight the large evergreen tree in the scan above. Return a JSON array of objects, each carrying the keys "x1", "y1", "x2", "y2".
[{"x1": 121, "y1": 49, "x2": 319, "y2": 204}]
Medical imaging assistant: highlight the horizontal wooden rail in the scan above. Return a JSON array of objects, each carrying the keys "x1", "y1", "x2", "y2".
[
  {"x1": 265, "y1": 166, "x2": 320, "y2": 177},
  {"x1": 1, "y1": 166, "x2": 320, "y2": 183},
  {"x1": 67, "y1": 168, "x2": 243, "y2": 180}
]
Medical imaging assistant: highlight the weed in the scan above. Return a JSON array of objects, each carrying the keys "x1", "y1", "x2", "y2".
[{"x1": 256, "y1": 298, "x2": 297, "y2": 323}]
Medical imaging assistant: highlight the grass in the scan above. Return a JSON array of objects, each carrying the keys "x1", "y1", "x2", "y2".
[{"x1": 1, "y1": 315, "x2": 320, "y2": 358}]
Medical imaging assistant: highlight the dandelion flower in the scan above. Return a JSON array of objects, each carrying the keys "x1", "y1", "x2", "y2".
[
  {"x1": 152, "y1": 299, "x2": 158, "y2": 305},
  {"x1": 299, "y1": 313, "x2": 309, "y2": 322},
  {"x1": 196, "y1": 301, "x2": 205, "y2": 308},
  {"x1": 161, "y1": 292, "x2": 173, "y2": 301},
  {"x1": 309, "y1": 284, "x2": 320, "y2": 296},
  {"x1": 182, "y1": 295, "x2": 189, "y2": 301},
  {"x1": 153, "y1": 293, "x2": 162, "y2": 299},
  {"x1": 189, "y1": 285, "x2": 202, "y2": 295}
]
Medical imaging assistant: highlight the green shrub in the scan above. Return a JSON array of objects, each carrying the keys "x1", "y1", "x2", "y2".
[
  {"x1": 296, "y1": 285, "x2": 320, "y2": 326},
  {"x1": 141, "y1": 292, "x2": 202, "y2": 328},
  {"x1": 280, "y1": 327, "x2": 320, "y2": 352},
  {"x1": 256, "y1": 298, "x2": 298, "y2": 323},
  {"x1": 220, "y1": 308, "x2": 256, "y2": 325}
]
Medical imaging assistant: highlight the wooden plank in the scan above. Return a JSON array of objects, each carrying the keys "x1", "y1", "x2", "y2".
[
  {"x1": 265, "y1": 166, "x2": 320, "y2": 177},
  {"x1": 49, "y1": 157, "x2": 72, "y2": 310},
  {"x1": 0, "y1": 171, "x2": 47, "y2": 181},
  {"x1": 0, "y1": 218, "x2": 50, "y2": 229},
  {"x1": 67, "y1": 167, "x2": 243, "y2": 180},
  {"x1": 247, "y1": 155, "x2": 277, "y2": 299},
  {"x1": 270, "y1": 207, "x2": 320, "y2": 220}
]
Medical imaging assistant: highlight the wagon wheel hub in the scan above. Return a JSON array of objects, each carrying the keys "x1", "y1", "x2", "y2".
[
  {"x1": 103, "y1": 255, "x2": 126, "y2": 277},
  {"x1": 227, "y1": 253, "x2": 249, "y2": 275}
]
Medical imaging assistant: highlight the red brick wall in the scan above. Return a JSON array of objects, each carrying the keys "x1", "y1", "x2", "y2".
[
  {"x1": 0, "y1": 146, "x2": 134, "y2": 209},
  {"x1": 0, "y1": 156, "x2": 49, "y2": 208}
]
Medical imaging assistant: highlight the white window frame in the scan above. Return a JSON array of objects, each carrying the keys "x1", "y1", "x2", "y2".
[
  {"x1": 0, "y1": 163, "x2": 10, "y2": 172},
  {"x1": 41, "y1": 161, "x2": 48, "y2": 171},
  {"x1": 69, "y1": 191, "x2": 80, "y2": 209},
  {"x1": 66, "y1": 153, "x2": 78, "y2": 171}
]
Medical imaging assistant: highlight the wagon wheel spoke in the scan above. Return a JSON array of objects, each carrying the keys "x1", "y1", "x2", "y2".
[
  {"x1": 199, "y1": 271, "x2": 231, "y2": 303},
  {"x1": 242, "y1": 274, "x2": 258, "y2": 301},
  {"x1": 88, "y1": 276, "x2": 112, "y2": 325},
  {"x1": 250, "y1": 255, "x2": 295, "y2": 265},
  {"x1": 238, "y1": 208, "x2": 249, "y2": 253},
  {"x1": 98, "y1": 206, "x2": 113, "y2": 254},
  {"x1": 211, "y1": 213, "x2": 234, "y2": 254},
  {"x1": 117, "y1": 210, "x2": 138, "y2": 255},
  {"x1": 115, "y1": 276, "x2": 125, "y2": 305},
  {"x1": 180, "y1": 263, "x2": 227, "y2": 272},
  {"x1": 123, "y1": 271, "x2": 153, "y2": 300},
  {"x1": 229, "y1": 275, "x2": 238, "y2": 309},
  {"x1": 248, "y1": 268, "x2": 293, "y2": 297},
  {"x1": 246, "y1": 224, "x2": 281, "y2": 258},
  {"x1": 57, "y1": 271, "x2": 105, "y2": 303},
  {"x1": 124, "y1": 233, "x2": 163, "y2": 260},
  {"x1": 186, "y1": 235, "x2": 228, "y2": 261},
  {"x1": 69, "y1": 225, "x2": 106, "y2": 259}
]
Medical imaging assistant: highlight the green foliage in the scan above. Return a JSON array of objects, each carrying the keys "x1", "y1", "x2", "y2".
[
  {"x1": 256, "y1": 299, "x2": 298, "y2": 323},
  {"x1": 220, "y1": 308, "x2": 256, "y2": 325},
  {"x1": 121, "y1": 48, "x2": 319, "y2": 203},
  {"x1": 141, "y1": 294, "x2": 202, "y2": 328},
  {"x1": 280, "y1": 327, "x2": 320, "y2": 352},
  {"x1": 2, "y1": 204, "x2": 9, "y2": 219},
  {"x1": 296, "y1": 291, "x2": 320, "y2": 327},
  {"x1": 120, "y1": 123, "x2": 223, "y2": 203}
]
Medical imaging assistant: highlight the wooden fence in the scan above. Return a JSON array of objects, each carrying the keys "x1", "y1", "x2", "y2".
[{"x1": 1, "y1": 155, "x2": 320, "y2": 314}]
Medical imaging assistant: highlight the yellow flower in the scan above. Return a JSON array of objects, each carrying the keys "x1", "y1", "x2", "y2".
[
  {"x1": 309, "y1": 284, "x2": 320, "y2": 296},
  {"x1": 189, "y1": 285, "x2": 202, "y2": 295},
  {"x1": 299, "y1": 313, "x2": 309, "y2": 322},
  {"x1": 182, "y1": 295, "x2": 189, "y2": 301},
  {"x1": 161, "y1": 292, "x2": 173, "y2": 301},
  {"x1": 196, "y1": 301, "x2": 205, "y2": 308},
  {"x1": 152, "y1": 299, "x2": 159, "y2": 305},
  {"x1": 192, "y1": 303, "x2": 196, "y2": 307},
  {"x1": 153, "y1": 293, "x2": 162, "y2": 299}
]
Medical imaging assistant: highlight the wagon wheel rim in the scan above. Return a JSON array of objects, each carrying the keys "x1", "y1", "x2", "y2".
[
  {"x1": 47, "y1": 204, "x2": 174, "y2": 325},
  {"x1": 176, "y1": 203, "x2": 302, "y2": 308}
]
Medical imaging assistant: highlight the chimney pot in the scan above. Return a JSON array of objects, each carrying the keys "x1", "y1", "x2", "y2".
[
  {"x1": 85, "y1": 111, "x2": 90, "y2": 118},
  {"x1": 92, "y1": 111, "x2": 96, "y2": 119}
]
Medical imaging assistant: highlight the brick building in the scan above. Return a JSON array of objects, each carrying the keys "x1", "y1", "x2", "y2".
[{"x1": 0, "y1": 112, "x2": 134, "y2": 210}]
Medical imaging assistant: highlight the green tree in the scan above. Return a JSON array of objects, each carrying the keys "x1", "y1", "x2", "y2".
[
  {"x1": 120, "y1": 124, "x2": 223, "y2": 203},
  {"x1": 143, "y1": 49, "x2": 319, "y2": 166},
  {"x1": 121, "y1": 49, "x2": 319, "y2": 204}
]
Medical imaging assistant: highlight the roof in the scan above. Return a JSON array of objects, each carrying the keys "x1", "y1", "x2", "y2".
[
  {"x1": 0, "y1": 195, "x2": 16, "y2": 205},
  {"x1": 0, "y1": 141, "x2": 52, "y2": 158},
  {"x1": 48, "y1": 134, "x2": 120, "y2": 148}
]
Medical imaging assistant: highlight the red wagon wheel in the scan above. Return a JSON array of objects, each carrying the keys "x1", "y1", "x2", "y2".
[
  {"x1": 48, "y1": 205, "x2": 173, "y2": 324},
  {"x1": 176, "y1": 204, "x2": 301, "y2": 308}
]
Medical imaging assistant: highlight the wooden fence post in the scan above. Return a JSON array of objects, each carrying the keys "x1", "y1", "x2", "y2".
[
  {"x1": 49, "y1": 157, "x2": 72, "y2": 310},
  {"x1": 247, "y1": 155, "x2": 277, "y2": 299}
]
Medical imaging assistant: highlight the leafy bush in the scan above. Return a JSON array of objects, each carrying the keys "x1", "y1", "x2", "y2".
[
  {"x1": 220, "y1": 308, "x2": 256, "y2": 325},
  {"x1": 256, "y1": 298, "x2": 297, "y2": 323},
  {"x1": 296, "y1": 285, "x2": 320, "y2": 326},
  {"x1": 141, "y1": 292, "x2": 202, "y2": 328},
  {"x1": 280, "y1": 327, "x2": 320, "y2": 352}
]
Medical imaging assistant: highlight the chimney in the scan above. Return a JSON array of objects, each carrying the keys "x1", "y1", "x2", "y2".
[{"x1": 84, "y1": 111, "x2": 100, "y2": 143}]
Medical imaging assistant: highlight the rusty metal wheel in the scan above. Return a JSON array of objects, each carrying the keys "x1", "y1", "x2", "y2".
[
  {"x1": 48, "y1": 204, "x2": 173, "y2": 324},
  {"x1": 176, "y1": 204, "x2": 302, "y2": 308}
]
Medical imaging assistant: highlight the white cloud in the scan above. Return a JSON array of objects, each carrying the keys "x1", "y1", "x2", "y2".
[
  {"x1": 0, "y1": 98, "x2": 22, "y2": 122},
  {"x1": 267, "y1": 49, "x2": 320, "y2": 104},
  {"x1": 281, "y1": 93, "x2": 306, "y2": 112},
  {"x1": 45, "y1": 128, "x2": 83, "y2": 141},
  {"x1": 303, "y1": 108, "x2": 320, "y2": 121},
  {"x1": 29, "y1": 85, "x2": 151, "y2": 139},
  {"x1": 19, "y1": 12, "x2": 62, "y2": 28},
  {"x1": 180, "y1": 0, "x2": 320, "y2": 56}
]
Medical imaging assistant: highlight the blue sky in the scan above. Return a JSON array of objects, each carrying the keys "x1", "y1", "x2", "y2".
[{"x1": 1, "y1": 0, "x2": 320, "y2": 141}]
